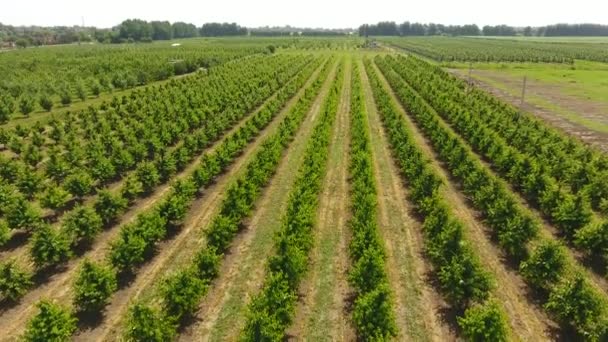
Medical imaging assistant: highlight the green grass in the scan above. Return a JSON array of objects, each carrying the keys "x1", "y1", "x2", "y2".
[
  {"x1": 471, "y1": 73, "x2": 608, "y2": 134},
  {"x1": 443, "y1": 60, "x2": 608, "y2": 104}
]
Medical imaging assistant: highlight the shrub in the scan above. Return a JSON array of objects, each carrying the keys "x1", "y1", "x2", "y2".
[
  {"x1": 0, "y1": 259, "x2": 32, "y2": 301},
  {"x1": 124, "y1": 302, "x2": 175, "y2": 342},
  {"x1": 160, "y1": 267, "x2": 207, "y2": 320},
  {"x1": 94, "y1": 190, "x2": 128, "y2": 225},
  {"x1": 23, "y1": 300, "x2": 77, "y2": 341},
  {"x1": 520, "y1": 240, "x2": 566, "y2": 290},
  {"x1": 30, "y1": 224, "x2": 71, "y2": 269},
  {"x1": 62, "y1": 205, "x2": 103, "y2": 246},
  {"x1": 63, "y1": 170, "x2": 94, "y2": 198},
  {"x1": 39, "y1": 94, "x2": 53, "y2": 111},
  {"x1": 73, "y1": 259, "x2": 117, "y2": 313},
  {"x1": 458, "y1": 300, "x2": 510, "y2": 342},
  {"x1": 545, "y1": 274, "x2": 608, "y2": 340}
]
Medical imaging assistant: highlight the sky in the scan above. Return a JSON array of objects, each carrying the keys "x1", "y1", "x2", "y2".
[{"x1": 1, "y1": 0, "x2": 607, "y2": 29}]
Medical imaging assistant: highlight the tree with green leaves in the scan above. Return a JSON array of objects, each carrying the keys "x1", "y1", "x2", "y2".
[
  {"x1": 135, "y1": 161, "x2": 160, "y2": 193},
  {"x1": 0, "y1": 220, "x2": 9, "y2": 246},
  {"x1": 19, "y1": 95, "x2": 36, "y2": 116},
  {"x1": 73, "y1": 259, "x2": 117, "y2": 313},
  {"x1": 458, "y1": 300, "x2": 510, "y2": 341},
  {"x1": 94, "y1": 190, "x2": 128, "y2": 225},
  {"x1": 62, "y1": 205, "x2": 102, "y2": 246},
  {"x1": 59, "y1": 87, "x2": 72, "y2": 106},
  {"x1": 23, "y1": 300, "x2": 77, "y2": 342},
  {"x1": 39, "y1": 93, "x2": 53, "y2": 111},
  {"x1": 63, "y1": 170, "x2": 94, "y2": 198},
  {"x1": 40, "y1": 184, "x2": 71, "y2": 212},
  {"x1": 160, "y1": 267, "x2": 206, "y2": 320},
  {"x1": 0, "y1": 259, "x2": 32, "y2": 301},
  {"x1": 520, "y1": 240, "x2": 567, "y2": 290},
  {"x1": 0, "y1": 94, "x2": 15, "y2": 123},
  {"x1": 124, "y1": 302, "x2": 175, "y2": 342},
  {"x1": 30, "y1": 224, "x2": 71, "y2": 269},
  {"x1": 545, "y1": 274, "x2": 608, "y2": 339}
]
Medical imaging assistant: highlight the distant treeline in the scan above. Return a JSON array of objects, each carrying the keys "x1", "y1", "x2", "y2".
[
  {"x1": 359, "y1": 21, "x2": 608, "y2": 37},
  {"x1": 0, "y1": 20, "x2": 249, "y2": 47},
  {"x1": 0, "y1": 20, "x2": 353, "y2": 48}
]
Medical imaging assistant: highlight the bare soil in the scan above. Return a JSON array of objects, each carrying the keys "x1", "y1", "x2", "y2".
[{"x1": 449, "y1": 69, "x2": 608, "y2": 152}]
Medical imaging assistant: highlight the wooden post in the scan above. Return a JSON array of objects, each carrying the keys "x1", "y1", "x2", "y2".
[
  {"x1": 466, "y1": 62, "x2": 473, "y2": 95},
  {"x1": 520, "y1": 75, "x2": 527, "y2": 108}
]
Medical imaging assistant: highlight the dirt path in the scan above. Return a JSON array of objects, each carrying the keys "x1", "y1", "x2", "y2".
[
  {"x1": 372, "y1": 61, "x2": 558, "y2": 340},
  {"x1": 76, "y1": 60, "x2": 332, "y2": 342},
  {"x1": 287, "y1": 58, "x2": 353, "y2": 342},
  {"x1": 361, "y1": 59, "x2": 452, "y2": 342},
  {"x1": 178, "y1": 60, "x2": 339, "y2": 342},
  {"x1": 448, "y1": 69, "x2": 608, "y2": 152},
  {"x1": 0, "y1": 61, "x2": 327, "y2": 341}
]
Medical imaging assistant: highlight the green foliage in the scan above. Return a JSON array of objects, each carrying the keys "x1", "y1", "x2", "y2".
[
  {"x1": 160, "y1": 267, "x2": 207, "y2": 320},
  {"x1": 0, "y1": 220, "x2": 9, "y2": 246},
  {"x1": 19, "y1": 95, "x2": 36, "y2": 116},
  {"x1": 124, "y1": 302, "x2": 175, "y2": 342},
  {"x1": 545, "y1": 274, "x2": 608, "y2": 340},
  {"x1": 5, "y1": 196, "x2": 42, "y2": 230},
  {"x1": 109, "y1": 211, "x2": 167, "y2": 273},
  {"x1": 30, "y1": 224, "x2": 71, "y2": 269},
  {"x1": 0, "y1": 259, "x2": 32, "y2": 301},
  {"x1": 63, "y1": 170, "x2": 94, "y2": 197},
  {"x1": 39, "y1": 93, "x2": 53, "y2": 111},
  {"x1": 574, "y1": 221, "x2": 608, "y2": 263},
  {"x1": 458, "y1": 300, "x2": 510, "y2": 342},
  {"x1": 121, "y1": 174, "x2": 144, "y2": 201},
  {"x1": 135, "y1": 161, "x2": 160, "y2": 193},
  {"x1": 347, "y1": 64, "x2": 397, "y2": 339},
  {"x1": 59, "y1": 87, "x2": 72, "y2": 106},
  {"x1": 23, "y1": 300, "x2": 77, "y2": 342},
  {"x1": 73, "y1": 259, "x2": 117, "y2": 313},
  {"x1": 0, "y1": 95, "x2": 14, "y2": 123},
  {"x1": 520, "y1": 240, "x2": 567, "y2": 290},
  {"x1": 62, "y1": 205, "x2": 103, "y2": 246},
  {"x1": 40, "y1": 184, "x2": 71, "y2": 211},
  {"x1": 94, "y1": 190, "x2": 128, "y2": 225},
  {"x1": 351, "y1": 284, "x2": 397, "y2": 341}
]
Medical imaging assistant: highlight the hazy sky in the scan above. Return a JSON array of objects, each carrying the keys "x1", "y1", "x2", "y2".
[{"x1": 2, "y1": 0, "x2": 607, "y2": 28}]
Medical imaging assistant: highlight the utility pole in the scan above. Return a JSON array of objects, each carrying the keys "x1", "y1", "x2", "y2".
[
  {"x1": 520, "y1": 75, "x2": 527, "y2": 110},
  {"x1": 466, "y1": 62, "x2": 473, "y2": 95}
]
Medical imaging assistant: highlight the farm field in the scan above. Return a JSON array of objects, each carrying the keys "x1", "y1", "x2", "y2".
[
  {"x1": 446, "y1": 61, "x2": 608, "y2": 149},
  {"x1": 1, "y1": 36, "x2": 608, "y2": 342}
]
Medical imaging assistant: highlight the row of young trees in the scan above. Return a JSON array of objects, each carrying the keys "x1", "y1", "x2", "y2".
[
  {"x1": 0, "y1": 52, "x2": 293, "y2": 209},
  {"x1": 346, "y1": 63, "x2": 397, "y2": 340},
  {"x1": 0, "y1": 55, "x2": 314, "y2": 305},
  {"x1": 20, "y1": 56, "x2": 327, "y2": 341},
  {"x1": 391, "y1": 55, "x2": 608, "y2": 268},
  {"x1": 0, "y1": 42, "x2": 264, "y2": 119},
  {"x1": 121, "y1": 58, "x2": 334, "y2": 341},
  {"x1": 376, "y1": 55, "x2": 608, "y2": 340},
  {"x1": 364, "y1": 58, "x2": 510, "y2": 340},
  {"x1": 242, "y1": 59, "x2": 343, "y2": 340}
]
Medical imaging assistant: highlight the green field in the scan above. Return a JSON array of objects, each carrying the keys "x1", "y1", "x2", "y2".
[{"x1": 2, "y1": 35, "x2": 608, "y2": 342}]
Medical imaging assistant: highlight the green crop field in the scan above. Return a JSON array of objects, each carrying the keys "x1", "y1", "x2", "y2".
[{"x1": 1, "y1": 33, "x2": 608, "y2": 342}]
